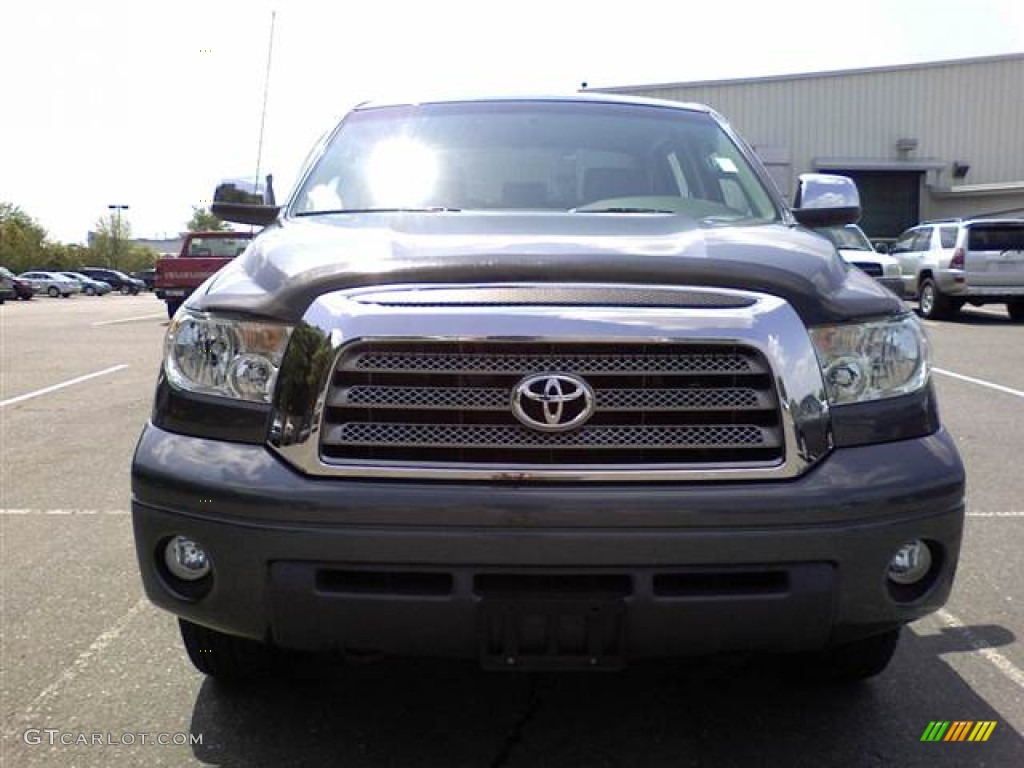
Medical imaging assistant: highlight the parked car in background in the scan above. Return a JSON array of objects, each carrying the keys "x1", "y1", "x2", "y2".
[
  {"x1": 815, "y1": 224, "x2": 903, "y2": 296},
  {"x1": 77, "y1": 267, "x2": 145, "y2": 295},
  {"x1": 61, "y1": 271, "x2": 112, "y2": 296},
  {"x1": 155, "y1": 231, "x2": 254, "y2": 317},
  {"x1": 891, "y1": 218, "x2": 1024, "y2": 320},
  {"x1": 132, "y1": 268, "x2": 156, "y2": 291},
  {"x1": 10, "y1": 274, "x2": 35, "y2": 300},
  {"x1": 0, "y1": 266, "x2": 16, "y2": 303},
  {"x1": 17, "y1": 271, "x2": 82, "y2": 298}
]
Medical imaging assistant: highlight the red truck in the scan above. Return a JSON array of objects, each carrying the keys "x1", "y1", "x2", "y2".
[{"x1": 155, "y1": 231, "x2": 254, "y2": 318}]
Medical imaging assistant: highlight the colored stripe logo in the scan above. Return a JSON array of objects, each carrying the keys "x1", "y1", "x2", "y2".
[{"x1": 920, "y1": 721, "x2": 997, "y2": 742}]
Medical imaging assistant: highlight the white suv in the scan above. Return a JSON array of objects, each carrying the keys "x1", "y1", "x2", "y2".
[
  {"x1": 816, "y1": 224, "x2": 903, "y2": 297},
  {"x1": 891, "y1": 219, "x2": 1024, "y2": 320}
]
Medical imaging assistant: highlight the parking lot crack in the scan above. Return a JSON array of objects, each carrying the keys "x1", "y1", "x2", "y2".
[{"x1": 488, "y1": 679, "x2": 542, "y2": 768}]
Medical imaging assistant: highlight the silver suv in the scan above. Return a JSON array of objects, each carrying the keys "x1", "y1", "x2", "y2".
[{"x1": 891, "y1": 218, "x2": 1024, "y2": 320}]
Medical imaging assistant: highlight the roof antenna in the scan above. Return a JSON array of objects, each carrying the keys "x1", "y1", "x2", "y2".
[{"x1": 253, "y1": 10, "x2": 276, "y2": 199}]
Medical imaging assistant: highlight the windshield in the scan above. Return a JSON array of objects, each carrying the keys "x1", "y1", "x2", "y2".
[
  {"x1": 292, "y1": 100, "x2": 780, "y2": 224},
  {"x1": 186, "y1": 236, "x2": 251, "y2": 258},
  {"x1": 818, "y1": 225, "x2": 873, "y2": 251}
]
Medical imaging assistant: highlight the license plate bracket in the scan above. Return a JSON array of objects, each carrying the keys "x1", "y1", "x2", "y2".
[{"x1": 479, "y1": 598, "x2": 626, "y2": 671}]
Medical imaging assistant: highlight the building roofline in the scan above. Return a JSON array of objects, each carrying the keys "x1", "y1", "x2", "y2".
[{"x1": 593, "y1": 51, "x2": 1024, "y2": 93}]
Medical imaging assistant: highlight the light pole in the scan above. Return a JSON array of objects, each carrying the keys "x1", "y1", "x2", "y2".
[{"x1": 107, "y1": 204, "x2": 129, "y2": 269}]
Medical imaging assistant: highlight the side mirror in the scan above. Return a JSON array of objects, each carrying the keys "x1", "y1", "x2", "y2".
[
  {"x1": 791, "y1": 173, "x2": 861, "y2": 228},
  {"x1": 211, "y1": 175, "x2": 281, "y2": 227},
  {"x1": 874, "y1": 242, "x2": 891, "y2": 254}
]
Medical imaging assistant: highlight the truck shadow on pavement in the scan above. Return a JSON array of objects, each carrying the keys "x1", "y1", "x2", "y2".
[{"x1": 187, "y1": 626, "x2": 1023, "y2": 768}]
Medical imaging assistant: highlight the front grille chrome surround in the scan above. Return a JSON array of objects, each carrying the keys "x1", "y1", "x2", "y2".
[{"x1": 268, "y1": 283, "x2": 832, "y2": 482}]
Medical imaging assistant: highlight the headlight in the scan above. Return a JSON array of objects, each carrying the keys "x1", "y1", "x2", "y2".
[
  {"x1": 809, "y1": 315, "x2": 930, "y2": 405},
  {"x1": 165, "y1": 311, "x2": 293, "y2": 403},
  {"x1": 884, "y1": 262, "x2": 901, "y2": 278}
]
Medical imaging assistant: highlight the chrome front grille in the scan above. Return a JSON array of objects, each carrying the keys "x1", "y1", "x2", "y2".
[
  {"x1": 320, "y1": 340, "x2": 783, "y2": 467},
  {"x1": 851, "y1": 262, "x2": 883, "y2": 277}
]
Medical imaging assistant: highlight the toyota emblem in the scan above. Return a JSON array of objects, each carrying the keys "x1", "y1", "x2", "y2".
[{"x1": 511, "y1": 373, "x2": 595, "y2": 432}]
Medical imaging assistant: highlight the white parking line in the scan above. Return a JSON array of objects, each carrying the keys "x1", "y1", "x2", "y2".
[
  {"x1": 933, "y1": 367, "x2": 1024, "y2": 400},
  {"x1": 0, "y1": 509, "x2": 130, "y2": 516},
  {"x1": 2, "y1": 598, "x2": 150, "y2": 740},
  {"x1": 934, "y1": 609, "x2": 1024, "y2": 691},
  {"x1": 92, "y1": 313, "x2": 166, "y2": 326},
  {"x1": 0, "y1": 365, "x2": 129, "y2": 409}
]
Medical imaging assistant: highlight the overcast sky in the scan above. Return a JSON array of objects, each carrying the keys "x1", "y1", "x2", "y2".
[{"x1": 1, "y1": 0, "x2": 1022, "y2": 244}]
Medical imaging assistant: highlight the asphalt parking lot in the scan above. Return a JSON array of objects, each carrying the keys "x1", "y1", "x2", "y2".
[{"x1": 1, "y1": 294, "x2": 1022, "y2": 767}]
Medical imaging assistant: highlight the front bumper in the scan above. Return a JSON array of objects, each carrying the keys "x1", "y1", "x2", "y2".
[{"x1": 132, "y1": 423, "x2": 965, "y2": 659}]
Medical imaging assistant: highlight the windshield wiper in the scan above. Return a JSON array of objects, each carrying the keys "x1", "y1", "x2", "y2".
[{"x1": 295, "y1": 206, "x2": 461, "y2": 216}]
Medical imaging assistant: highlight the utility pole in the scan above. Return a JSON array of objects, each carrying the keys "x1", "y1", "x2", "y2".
[
  {"x1": 108, "y1": 204, "x2": 129, "y2": 268},
  {"x1": 253, "y1": 10, "x2": 276, "y2": 199}
]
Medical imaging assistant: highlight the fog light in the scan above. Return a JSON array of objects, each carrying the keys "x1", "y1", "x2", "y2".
[
  {"x1": 164, "y1": 536, "x2": 211, "y2": 581},
  {"x1": 887, "y1": 540, "x2": 932, "y2": 585}
]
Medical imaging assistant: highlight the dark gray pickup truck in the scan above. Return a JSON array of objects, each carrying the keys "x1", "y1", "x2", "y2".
[{"x1": 132, "y1": 95, "x2": 965, "y2": 682}]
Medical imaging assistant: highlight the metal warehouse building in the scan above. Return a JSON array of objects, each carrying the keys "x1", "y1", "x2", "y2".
[{"x1": 596, "y1": 53, "x2": 1024, "y2": 240}]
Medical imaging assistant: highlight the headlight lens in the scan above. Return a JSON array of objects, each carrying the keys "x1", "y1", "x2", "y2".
[
  {"x1": 165, "y1": 311, "x2": 293, "y2": 403},
  {"x1": 809, "y1": 315, "x2": 930, "y2": 405}
]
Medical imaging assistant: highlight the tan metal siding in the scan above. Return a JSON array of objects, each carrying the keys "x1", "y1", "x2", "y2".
[{"x1": 614, "y1": 56, "x2": 1024, "y2": 188}]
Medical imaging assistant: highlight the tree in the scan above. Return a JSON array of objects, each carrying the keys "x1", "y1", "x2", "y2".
[
  {"x1": 89, "y1": 212, "x2": 133, "y2": 269},
  {"x1": 0, "y1": 202, "x2": 48, "y2": 272},
  {"x1": 118, "y1": 243, "x2": 159, "y2": 273},
  {"x1": 187, "y1": 206, "x2": 229, "y2": 232}
]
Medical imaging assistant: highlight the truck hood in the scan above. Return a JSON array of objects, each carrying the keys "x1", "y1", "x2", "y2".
[{"x1": 197, "y1": 212, "x2": 901, "y2": 325}]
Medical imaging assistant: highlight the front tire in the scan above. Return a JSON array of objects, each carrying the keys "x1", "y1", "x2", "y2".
[
  {"x1": 1008, "y1": 300, "x2": 1024, "y2": 322},
  {"x1": 918, "y1": 278, "x2": 960, "y2": 320},
  {"x1": 47, "y1": 286, "x2": 59, "y2": 298},
  {"x1": 85, "y1": 286, "x2": 96, "y2": 296},
  {"x1": 179, "y1": 619, "x2": 274, "y2": 681}
]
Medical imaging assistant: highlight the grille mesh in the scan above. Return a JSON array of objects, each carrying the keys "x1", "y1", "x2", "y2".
[
  {"x1": 337, "y1": 385, "x2": 763, "y2": 411},
  {"x1": 350, "y1": 352, "x2": 758, "y2": 375},
  {"x1": 321, "y1": 340, "x2": 783, "y2": 466},
  {"x1": 328, "y1": 423, "x2": 773, "y2": 449}
]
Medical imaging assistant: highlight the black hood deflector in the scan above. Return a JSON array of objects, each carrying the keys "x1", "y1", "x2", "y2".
[{"x1": 197, "y1": 213, "x2": 902, "y2": 325}]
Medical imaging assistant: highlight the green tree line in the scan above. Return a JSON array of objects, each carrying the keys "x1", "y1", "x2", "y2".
[{"x1": 1, "y1": 202, "x2": 160, "y2": 275}]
